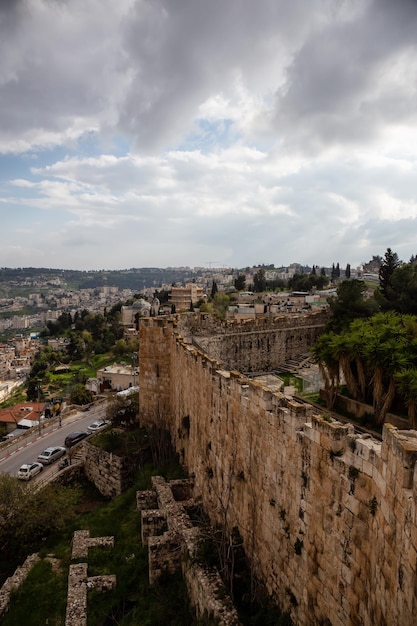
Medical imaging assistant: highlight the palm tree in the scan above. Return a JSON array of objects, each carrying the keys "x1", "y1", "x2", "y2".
[
  {"x1": 311, "y1": 333, "x2": 341, "y2": 408},
  {"x1": 394, "y1": 369, "x2": 417, "y2": 429},
  {"x1": 362, "y1": 313, "x2": 414, "y2": 424},
  {"x1": 346, "y1": 320, "x2": 370, "y2": 402}
]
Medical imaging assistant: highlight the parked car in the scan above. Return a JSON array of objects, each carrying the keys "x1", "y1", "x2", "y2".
[
  {"x1": 87, "y1": 419, "x2": 110, "y2": 434},
  {"x1": 64, "y1": 431, "x2": 89, "y2": 448},
  {"x1": 17, "y1": 462, "x2": 44, "y2": 480},
  {"x1": 37, "y1": 446, "x2": 66, "y2": 465}
]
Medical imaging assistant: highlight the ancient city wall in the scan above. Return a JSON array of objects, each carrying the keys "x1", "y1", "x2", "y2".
[
  {"x1": 177, "y1": 311, "x2": 328, "y2": 372},
  {"x1": 139, "y1": 315, "x2": 417, "y2": 626}
]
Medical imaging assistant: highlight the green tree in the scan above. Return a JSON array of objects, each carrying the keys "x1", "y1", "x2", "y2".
[
  {"x1": 394, "y1": 368, "x2": 417, "y2": 429},
  {"x1": 112, "y1": 339, "x2": 129, "y2": 358},
  {"x1": 154, "y1": 288, "x2": 170, "y2": 304},
  {"x1": 70, "y1": 383, "x2": 92, "y2": 406},
  {"x1": 326, "y1": 279, "x2": 378, "y2": 332},
  {"x1": 253, "y1": 268, "x2": 266, "y2": 292},
  {"x1": 288, "y1": 273, "x2": 328, "y2": 292},
  {"x1": 311, "y1": 332, "x2": 342, "y2": 408},
  {"x1": 385, "y1": 263, "x2": 417, "y2": 314},
  {"x1": 377, "y1": 247, "x2": 401, "y2": 305},
  {"x1": 314, "y1": 312, "x2": 417, "y2": 426},
  {"x1": 234, "y1": 274, "x2": 246, "y2": 291},
  {"x1": 106, "y1": 391, "x2": 139, "y2": 429},
  {"x1": 0, "y1": 474, "x2": 79, "y2": 566},
  {"x1": 212, "y1": 293, "x2": 230, "y2": 319},
  {"x1": 345, "y1": 263, "x2": 351, "y2": 279},
  {"x1": 210, "y1": 280, "x2": 218, "y2": 299}
]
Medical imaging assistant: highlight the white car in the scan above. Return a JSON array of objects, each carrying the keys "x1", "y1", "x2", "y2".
[
  {"x1": 37, "y1": 446, "x2": 66, "y2": 465},
  {"x1": 17, "y1": 462, "x2": 44, "y2": 481},
  {"x1": 87, "y1": 420, "x2": 110, "y2": 434}
]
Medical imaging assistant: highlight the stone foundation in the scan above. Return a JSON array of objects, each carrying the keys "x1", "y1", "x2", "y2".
[
  {"x1": 65, "y1": 530, "x2": 116, "y2": 626},
  {"x1": 138, "y1": 476, "x2": 241, "y2": 625}
]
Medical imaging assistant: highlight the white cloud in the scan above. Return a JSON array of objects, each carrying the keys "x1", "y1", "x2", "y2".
[{"x1": 0, "y1": 0, "x2": 417, "y2": 270}]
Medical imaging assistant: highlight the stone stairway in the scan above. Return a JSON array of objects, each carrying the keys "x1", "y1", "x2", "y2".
[{"x1": 278, "y1": 353, "x2": 313, "y2": 373}]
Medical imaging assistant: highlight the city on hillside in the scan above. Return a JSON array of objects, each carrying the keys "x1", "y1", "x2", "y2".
[
  {"x1": 0, "y1": 249, "x2": 409, "y2": 422},
  {"x1": 0, "y1": 258, "x2": 381, "y2": 334}
]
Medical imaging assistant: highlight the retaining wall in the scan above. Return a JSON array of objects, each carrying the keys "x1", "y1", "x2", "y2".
[{"x1": 83, "y1": 441, "x2": 133, "y2": 497}]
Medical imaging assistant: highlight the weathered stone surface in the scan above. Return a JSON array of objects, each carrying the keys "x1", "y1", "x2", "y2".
[
  {"x1": 71, "y1": 529, "x2": 114, "y2": 559},
  {"x1": 139, "y1": 314, "x2": 417, "y2": 626},
  {"x1": 0, "y1": 554, "x2": 40, "y2": 618},
  {"x1": 139, "y1": 476, "x2": 241, "y2": 625},
  {"x1": 65, "y1": 531, "x2": 116, "y2": 626},
  {"x1": 83, "y1": 441, "x2": 134, "y2": 497},
  {"x1": 65, "y1": 562, "x2": 116, "y2": 626}
]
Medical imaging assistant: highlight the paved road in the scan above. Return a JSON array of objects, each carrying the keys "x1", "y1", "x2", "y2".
[{"x1": 0, "y1": 400, "x2": 108, "y2": 478}]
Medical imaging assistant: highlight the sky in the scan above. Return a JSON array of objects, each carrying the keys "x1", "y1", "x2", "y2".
[{"x1": 1, "y1": 0, "x2": 417, "y2": 272}]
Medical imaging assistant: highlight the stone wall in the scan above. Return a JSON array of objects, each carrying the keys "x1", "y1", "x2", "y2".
[
  {"x1": 82, "y1": 441, "x2": 133, "y2": 497},
  {"x1": 319, "y1": 389, "x2": 410, "y2": 429},
  {"x1": 0, "y1": 554, "x2": 40, "y2": 619},
  {"x1": 177, "y1": 311, "x2": 328, "y2": 372},
  {"x1": 137, "y1": 476, "x2": 241, "y2": 626},
  {"x1": 139, "y1": 315, "x2": 417, "y2": 626},
  {"x1": 65, "y1": 530, "x2": 116, "y2": 626}
]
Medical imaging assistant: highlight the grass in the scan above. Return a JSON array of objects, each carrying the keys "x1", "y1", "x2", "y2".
[
  {"x1": 0, "y1": 388, "x2": 27, "y2": 408},
  {"x1": 276, "y1": 373, "x2": 304, "y2": 393},
  {"x1": 0, "y1": 350, "x2": 129, "y2": 406},
  {"x1": 3, "y1": 464, "x2": 195, "y2": 625},
  {"x1": 91, "y1": 428, "x2": 148, "y2": 455}
]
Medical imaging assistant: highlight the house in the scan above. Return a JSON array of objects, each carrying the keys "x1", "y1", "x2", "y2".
[
  {"x1": 0, "y1": 402, "x2": 44, "y2": 437},
  {"x1": 96, "y1": 363, "x2": 138, "y2": 392}
]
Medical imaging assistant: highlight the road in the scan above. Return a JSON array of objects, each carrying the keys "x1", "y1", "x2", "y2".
[{"x1": 0, "y1": 400, "x2": 108, "y2": 478}]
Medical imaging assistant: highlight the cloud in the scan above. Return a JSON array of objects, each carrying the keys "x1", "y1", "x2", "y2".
[
  {"x1": 1, "y1": 0, "x2": 417, "y2": 271},
  {"x1": 272, "y1": 0, "x2": 417, "y2": 153}
]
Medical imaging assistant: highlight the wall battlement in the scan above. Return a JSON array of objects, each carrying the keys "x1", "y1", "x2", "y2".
[
  {"x1": 175, "y1": 310, "x2": 328, "y2": 372},
  {"x1": 139, "y1": 315, "x2": 417, "y2": 626}
]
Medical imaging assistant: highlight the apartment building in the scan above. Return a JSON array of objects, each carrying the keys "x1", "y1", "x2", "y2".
[{"x1": 169, "y1": 283, "x2": 204, "y2": 311}]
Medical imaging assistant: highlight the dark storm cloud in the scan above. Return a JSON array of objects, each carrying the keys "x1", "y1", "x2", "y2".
[
  {"x1": 0, "y1": 0, "x2": 128, "y2": 149},
  {"x1": 117, "y1": 0, "x2": 323, "y2": 151},
  {"x1": 274, "y1": 0, "x2": 417, "y2": 151}
]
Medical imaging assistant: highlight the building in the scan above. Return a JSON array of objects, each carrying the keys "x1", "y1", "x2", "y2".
[
  {"x1": 95, "y1": 363, "x2": 138, "y2": 392},
  {"x1": 169, "y1": 284, "x2": 204, "y2": 312},
  {"x1": 121, "y1": 300, "x2": 151, "y2": 326}
]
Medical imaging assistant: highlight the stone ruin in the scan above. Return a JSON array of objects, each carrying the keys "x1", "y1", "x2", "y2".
[
  {"x1": 0, "y1": 553, "x2": 40, "y2": 619},
  {"x1": 137, "y1": 475, "x2": 241, "y2": 626},
  {"x1": 65, "y1": 529, "x2": 116, "y2": 626}
]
